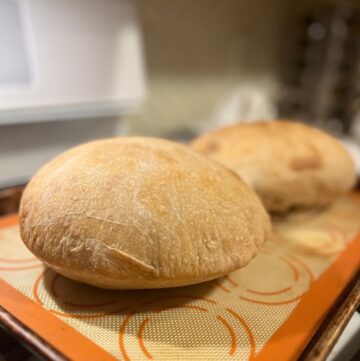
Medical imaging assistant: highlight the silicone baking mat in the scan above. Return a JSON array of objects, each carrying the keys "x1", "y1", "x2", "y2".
[{"x1": 1, "y1": 194, "x2": 360, "y2": 361}]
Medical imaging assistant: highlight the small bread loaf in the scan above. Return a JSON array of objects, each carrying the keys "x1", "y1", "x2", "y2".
[
  {"x1": 20, "y1": 137, "x2": 270, "y2": 289},
  {"x1": 191, "y1": 121, "x2": 356, "y2": 213}
]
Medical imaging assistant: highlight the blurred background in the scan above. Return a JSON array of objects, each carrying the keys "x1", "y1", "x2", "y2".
[
  {"x1": 0, "y1": 1, "x2": 359, "y2": 360},
  {"x1": 0, "y1": 0, "x2": 359, "y2": 190}
]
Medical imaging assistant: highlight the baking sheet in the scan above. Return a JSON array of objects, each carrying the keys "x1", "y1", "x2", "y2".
[{"x1": 1, "y1": 194, "x2": 360, "y2": 361}]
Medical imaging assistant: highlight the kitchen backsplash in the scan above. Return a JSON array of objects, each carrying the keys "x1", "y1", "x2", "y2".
[{"x1": 124, "y1": 0, "x2": 291, "y2": 136}]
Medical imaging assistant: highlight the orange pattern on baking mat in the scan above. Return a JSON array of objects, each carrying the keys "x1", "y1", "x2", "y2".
[
  {"x1": 0, "y1": 217, "x2": 42, "y2": 270},
  {"x1": 0, "y1": 195, "x2": 360, "y2": 360}
]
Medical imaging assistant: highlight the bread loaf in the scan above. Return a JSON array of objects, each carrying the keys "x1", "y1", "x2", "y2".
[
  {"x1": 20, "y1": 137, "x2": 270, "y2": 289},
  {"x1": 191, "y1": 121, "x2": 356, "y2": 212}
]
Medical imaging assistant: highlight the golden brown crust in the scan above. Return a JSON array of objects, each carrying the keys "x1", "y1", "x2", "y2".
[
  {"x1": 20, "y1": 137, "x2": 271, "y2": 289},
  {"x1": 191, "y1": 120, "x2": 356, "y2": 213}
]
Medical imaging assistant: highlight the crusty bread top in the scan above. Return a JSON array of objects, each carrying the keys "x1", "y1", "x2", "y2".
[
  {"x1": 20, "y1": 137, "x2": 270, "y2": 288},
  {"x1": 191, "y1": 121, "x2": 356, "y2": 212}
]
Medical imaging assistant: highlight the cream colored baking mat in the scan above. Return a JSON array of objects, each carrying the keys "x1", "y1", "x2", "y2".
[{"x1": 1, "y1": 193, "x2": 360, "y2": 361}]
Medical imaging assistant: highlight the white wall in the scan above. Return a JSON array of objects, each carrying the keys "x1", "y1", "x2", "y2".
[
  {"x1": 0, "y1": 0, "x2": 145, "y2": 122},
  {"x1": 0, "y1": 0, "x2": 143, "y2": 187},
  {"x1": 0, "y1": 117, "x2": 124, "y2": 187}
]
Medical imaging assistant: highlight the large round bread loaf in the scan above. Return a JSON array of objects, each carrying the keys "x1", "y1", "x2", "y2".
[
  {"x1": 20, "y1": 137, "x2": 270, "y2": 289},
  {"x1": 191, "y1": 121, "x2": 356, "y2": 213}
]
